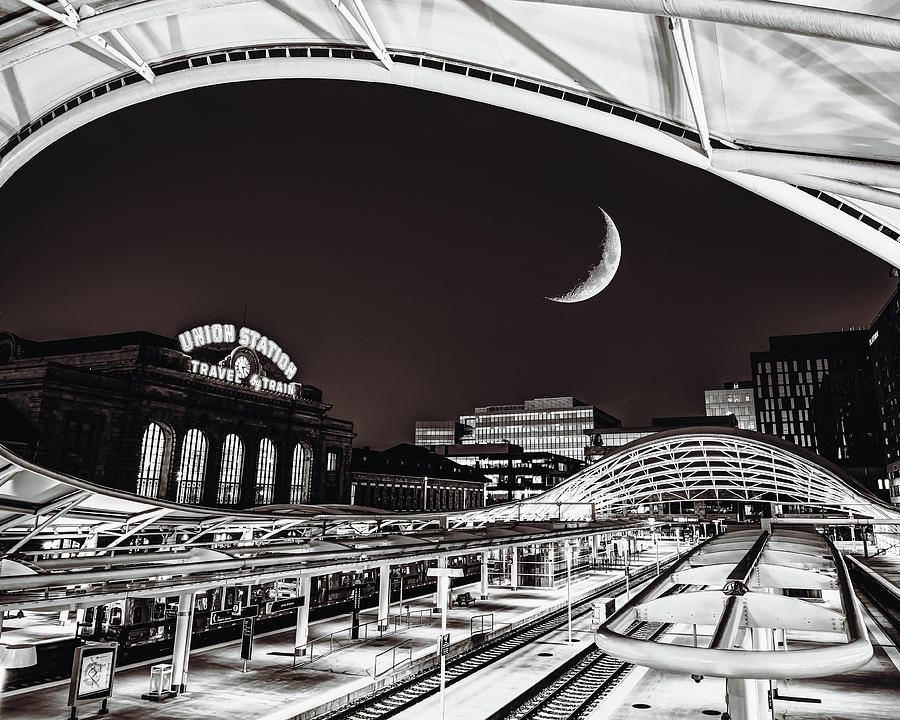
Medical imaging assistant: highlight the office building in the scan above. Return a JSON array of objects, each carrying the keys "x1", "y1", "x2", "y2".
[
  {"x1": 416, "y1": 396, "x2": 619, "y2": 462},
  {"x1": 428, "y1": 442, "x2": 583, "y2": 503},
  {"x1": 0, "y1": 325, "x2": 355, "y2": 506},
  {"x1": 868, "y1": 281, "x2": 900, "y2": 504},
  {"x1": 413, "y1": 420, "x2": 468, "y2": 446},
  {"x1": 704, "y1": 381, "x2": 757, "y2": 431},
  {"x1": 750, "y1": 331, "x2": 884, "y2": 493},
  {"x1": 585, "y1": 415, "x2": 738, "y2": 461}
]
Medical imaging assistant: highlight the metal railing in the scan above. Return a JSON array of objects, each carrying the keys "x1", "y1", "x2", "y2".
[
  {"x1": 370, "y1": 641, "x2": 413, "y2": 677},
  {"x1": 293, "y1": 609, "x2": 434, "y2": 666},
  {"x1": 470, "y1": 612, "x2": 493, "y2": 637}
]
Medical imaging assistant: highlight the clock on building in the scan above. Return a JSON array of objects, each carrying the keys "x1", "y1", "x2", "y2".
[{"x1": 234, "y1": 354, "x2": 252, "y2": 381}]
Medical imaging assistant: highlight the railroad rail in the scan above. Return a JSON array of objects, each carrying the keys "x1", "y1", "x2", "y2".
[
  {"x1": 846, "y1": 555, "x2": 900, "y2": 634},
  {"x1": 317, "y1": 556, "x2": 684, "y2": 720},
  {"x1": 501, "y1": 586, "x2": 690, "y2": 720}
]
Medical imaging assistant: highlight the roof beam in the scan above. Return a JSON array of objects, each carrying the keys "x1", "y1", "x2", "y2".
[
  {"x1": 16, "y1": 1, "x2": 154, "y2": 82},
  {"x1": 79, "y1": 5, "x2": 155, "y2": 83},
  {"x1": 17, "y1": 0, "x2": 78, "y2": 28},
  {"x1": 3, "y1": 492, "x2": 90, "y2": 556},
  {"x1": 511, "y1": 0, "x2": 900, "y2": 53},
  {"x1": 90, "y1": 508, "x2": 171, "y2": 556},
  {"x1": 330, "y1": 0, "x2": 393, "y2": 71}
]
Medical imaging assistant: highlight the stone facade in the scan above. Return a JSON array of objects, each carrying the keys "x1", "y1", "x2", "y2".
[
  {"x1": 0, "y1": 331, "x2": 355, "y2": 507},
  {"x1": 350, "y1": 444, "x2": 487, "y2": 511}
]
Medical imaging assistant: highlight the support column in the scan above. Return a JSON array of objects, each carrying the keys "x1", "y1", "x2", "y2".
[
  {"x1": 480, "y1": 551, "x2": 490, "y2": 599},
  {"x1": 751, "y1": 626, "x2": 775, "y2": 717},
  {"x1": 590, "y1": 534, "x2": 599, "y2": 566},
  {"x1": 170, "y1": 592, "x2": 195, "y2": 693},
  {"x1": 725, "y1": 628, "x2": 774, "y2": 720},
  {"x1": 180, "y1": 593, "x2": 196, "y2": 691},
  {"x1": 295, "y1": 576, "x2": 312, "y2": 655},
  {"x1": 725, "y1": 677, "x2": 763, "y2": 720},
  {"x1": 510, "y1": 546, "x2": 518, "y2": 590},
  {"x1": 548, "y1": 543, "x2": 555, "y2": 588},
  {"x1": 378, "y1": 564, "x2": 391, "y2": 630}
]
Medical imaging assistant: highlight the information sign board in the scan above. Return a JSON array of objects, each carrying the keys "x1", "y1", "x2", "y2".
[
  {"x1": 68, "y1": 642, "x2": 118, "y2": 708},
  {"x1": 241, "y1": 618, "x2": 255, "y2": 661},
  {"x1": 267, "y1": 596, "x2": 305, "y2": 613},
  {"x1": 210, "y1": 610, "x2": 238, "y2": 625},
  {"x1": 440, "y1": 633, "x2": 450, "y2": 656},
  {"x1": 238, "y1": 604, "x2": 259, "y2": 618}
]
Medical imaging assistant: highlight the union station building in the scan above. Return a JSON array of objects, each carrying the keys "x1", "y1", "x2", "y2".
[{"x1": 0, "y1": 325, "x2": 355, "y2": 507}]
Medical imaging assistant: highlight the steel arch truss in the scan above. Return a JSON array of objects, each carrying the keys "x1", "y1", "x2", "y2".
[{"x1": 456, "y1": 428, "x2": 900, "y2": 524}]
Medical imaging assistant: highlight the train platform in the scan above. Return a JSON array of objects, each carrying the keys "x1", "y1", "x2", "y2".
[
  {"x1": 0, "y1": 546, "x2": 676, "y2": 720},
  {"x1": 390, "y1": 606, "x2": 597, "y2": 720}
]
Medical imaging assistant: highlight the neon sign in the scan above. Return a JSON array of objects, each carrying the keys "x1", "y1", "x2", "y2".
[{"x1": 177, "y1": 323, "x2": 300, "y2": 398}]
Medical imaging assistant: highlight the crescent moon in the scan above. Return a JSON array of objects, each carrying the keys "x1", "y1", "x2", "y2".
[{"x1": 547, "y1": 208, "x2": 621, "y2": 303}]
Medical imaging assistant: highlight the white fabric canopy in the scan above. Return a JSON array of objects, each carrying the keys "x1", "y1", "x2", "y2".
[{"x1": 1, "y1": 0, "x2": 900, "y2": 262}]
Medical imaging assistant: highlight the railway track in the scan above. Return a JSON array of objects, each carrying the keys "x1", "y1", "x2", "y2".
[
  {"x1": 847, "y1": 560, "x2": 900, "y2": 634},
  {"x1": 502, "y1": 586, "x2": 690, "y2": 720},
  {"x1": 318, "y1": 558, "x2": 679, "y2": 720}
]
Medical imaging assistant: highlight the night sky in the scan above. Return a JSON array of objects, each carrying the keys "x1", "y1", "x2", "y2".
[{"x1": 0, "y1": 80, "x2": 895, "y2": 447}]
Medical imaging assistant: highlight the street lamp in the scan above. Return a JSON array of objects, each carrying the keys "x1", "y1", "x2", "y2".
[
  {"x1": 427, "y1": 566, "x2": 463, "y2": 720},
  {"x1": 654, "y1": 531, "x2": 660, "y2": 577},
  {"x1": 392, "y1": 568, "x2": 406, "y2": 618}
]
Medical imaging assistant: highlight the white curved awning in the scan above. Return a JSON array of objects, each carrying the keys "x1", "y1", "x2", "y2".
[
  {"x1": 596, "y1": 528, "x2": 873, "y2": 680},
  {"x1": 1, "y1": 1, "x2": 900, "y2": 264},
  {"x1": 457, "y1": 426, "x2": 900, "y2": 523}
]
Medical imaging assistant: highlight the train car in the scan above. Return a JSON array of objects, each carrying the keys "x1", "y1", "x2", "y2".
[{"x1": 74, "y1": 556, "x2": 483, "y2": 664}]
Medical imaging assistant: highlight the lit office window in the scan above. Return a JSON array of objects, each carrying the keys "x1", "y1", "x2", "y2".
[
  {"x1": 218, "y1": 434, "x2": 244, "y2": 505},
  {"x1": 290, "y1": 443, "x2": 311, "y2": 504},
  {"x1": 255, "y1": 439, "x2": 277, "y2": 504},
  {"x1": 176, "y1": 429, "x2": 208, "y2": 504},
  {"x1": 137, "y1": 422, "x2": 171, "y2": 498},
  {"x1": 327, "y1": 450, "x2": 338, "y2": 472}
]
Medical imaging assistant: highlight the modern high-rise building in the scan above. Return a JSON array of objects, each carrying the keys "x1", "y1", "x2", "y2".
[
  {"x1": 416, "y1": 396, "x2": 620, "y2": 462},
  {"x1": 704, "y1": 381, "x2": 757, "y2": 431},
  {"x1": 750, "y1": 331, "x2": 884, "y2": 493},
  {"x1": 868, "y1": 280, "x2": 900, "y2": 504},
  {"x1": 414, "y1": 420, "x2": 468, "y2": 447}
]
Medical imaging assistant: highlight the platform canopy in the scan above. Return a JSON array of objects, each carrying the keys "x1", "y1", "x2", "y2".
[
  {"x1": 459, "y1": 426, "x2": 900, "y2": 523},
  {"x1": 0, "y1": 443, "x2": 636, "y2": 608},
  {"x1": 2, "y1": 1, "x2": 900, "y2": 265},
  {"x1": 596, "y1": 528, "x2": 874, "y2": 682}
]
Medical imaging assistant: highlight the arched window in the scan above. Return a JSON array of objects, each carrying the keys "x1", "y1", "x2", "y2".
[
  {"x1": 176, "y1": 429, "x2": 208, "y2": 504},
  {"x1": 290, "y1": 443, "x2": 312, "y2": 504},
  {"x1": 137, "y1": 422, "x2": 171, "y2": 498},
  {"x1": 255, "y1": 438, "x2": 277, "y2": 505},
  {"x1": 218, "y1": 434, "x2": 244, "y2": 505}
]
